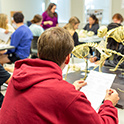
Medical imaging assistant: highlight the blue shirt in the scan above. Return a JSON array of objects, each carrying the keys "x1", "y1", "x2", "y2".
[
  {"x1": 29, "y1": 24, "x2": 44, "y2": 36},
  {"x1": 7, "y1": 25, "x2": 33, "y2": 59}
]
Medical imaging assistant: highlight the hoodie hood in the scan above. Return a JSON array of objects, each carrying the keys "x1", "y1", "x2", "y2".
[{"x1": 11, "y1": 58, "x2": 62, "y2": 90}]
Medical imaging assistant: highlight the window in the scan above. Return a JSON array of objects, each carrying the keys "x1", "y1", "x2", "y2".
[
  {"x1": 85, "y1": 0, "x2": 112, "y2": 24},
  {"x1": 50, "y1": 0, "x2": 70, "y2": 23}
]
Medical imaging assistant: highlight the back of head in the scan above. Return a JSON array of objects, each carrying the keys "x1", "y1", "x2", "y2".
[
  {"x1": 90, "y1": 14, "x2": 99, "y2": 24},
  {"x1": 0, "y1": 13, "x2": 8, "y2": 29},
  {"x1": 13, "y1": 12, "x2": 24, "y2": 23},
  {"x1": 112, "y1": 13, "x2": 123, "y2": 23},
  {"x1": 64, "y1": 16, "x2": 80, "y2": 30},
  {"x1": 46, "y1": 3, "x2": 57, "y2": 18},
  {"x1": 31, "y1": 14, "x2": 42, "y2": 24},
  {"x1": 37, "y1": 27, "x2": 74, "y2": 66}
]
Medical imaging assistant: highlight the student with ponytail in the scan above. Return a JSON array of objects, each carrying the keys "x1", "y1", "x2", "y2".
[
  {"x1": 29, "y1": 14, "x2": 44, "y2": 36},
  {"x1": 84, "y1": 14, "x2": 99, "y2": 35}
]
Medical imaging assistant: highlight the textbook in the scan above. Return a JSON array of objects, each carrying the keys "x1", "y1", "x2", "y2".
[{"x1": 80, "y1": 70, "x2": 116, "y2": 110}]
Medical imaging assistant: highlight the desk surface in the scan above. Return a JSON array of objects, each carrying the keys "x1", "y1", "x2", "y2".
[
  {"x1": 0, "y1": 45, "x2": 15, "y2": 51},
  {"x1": 79, "y1": 35, "x2": 103, "y2": 43},
  {"x1": 63, "y1": 58, "x2": 124, "y2": 109}
]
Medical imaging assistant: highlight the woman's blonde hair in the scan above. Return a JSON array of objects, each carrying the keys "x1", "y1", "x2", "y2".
[
  {"x1": 64, "y1": 16, "x2": 80, "y2": 35},
  {"x1": 0, "y1": 13, "x2": 8, "y2": 29}
]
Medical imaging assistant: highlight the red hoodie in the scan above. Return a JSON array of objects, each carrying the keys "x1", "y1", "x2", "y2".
[{"x1": 0, "y1": 59, "x2": 118, "y2": 124}]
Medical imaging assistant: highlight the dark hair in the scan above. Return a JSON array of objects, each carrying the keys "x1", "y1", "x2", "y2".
[
  {"x1": 31, "y1": 14, "x2": 42, "y2": 24},
  {"x1": 107, "y1": 23, "x2": 121, "y2": 50},
  {"x1": 37, "y1": 27, "x2": 74, "y2": 66},
  {"x1": 90, "y1": 14, "x2": 99, "y2": 24},
  {"x1": 13, "y1": 12, "x2": 24, "y2": 23},
  {"x1": 46, "y1": 3, "x2": 57, "y2": 18},
  {"x1": 112, "y1": 13, "x2": 123, "y2": 23}
]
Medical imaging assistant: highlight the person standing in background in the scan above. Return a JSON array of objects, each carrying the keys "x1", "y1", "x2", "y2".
[
  {"x1": 64, "y1": 16, "x2": 80, "y2": 46},
  {"x1": 112, "y1": 13, "x2": 123, "y2": 25},
  {"x1": 83, "y1": 14, "x2": 99, "y2": 35},
  {"x1": 42, "y1": 3, "x2": 58, "y2": 30},
  {"x1": 29, "y1": 14, "x2": 44, "y2": 37}
]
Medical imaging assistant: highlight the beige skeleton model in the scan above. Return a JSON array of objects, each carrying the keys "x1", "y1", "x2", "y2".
[{"x1": 64, "y1": 26, "x2": 124, "y2": 82}]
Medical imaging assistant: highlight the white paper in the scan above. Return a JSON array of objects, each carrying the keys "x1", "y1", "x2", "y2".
[
  {"x1": 80, "y1": 70, "x2": 116, "y2": 110},
  {"x1": 0, "y1": 44, "x2": 15, "y2": 51},
  {"x1": 0, "y1": 28, "x2": 12, "y2": 42}
]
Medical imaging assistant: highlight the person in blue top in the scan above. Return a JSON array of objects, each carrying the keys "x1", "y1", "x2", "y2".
[{"x1": 0, "y1": 12, "x2": 33, "y2": 65}]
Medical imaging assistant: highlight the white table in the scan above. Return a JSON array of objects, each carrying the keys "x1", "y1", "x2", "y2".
[
  {"x1": 79, "y1": 35, "x2": 104, "y2": 43},
  {"x1": 0, "y1": 44, "x2": 15, "y2": 51}
]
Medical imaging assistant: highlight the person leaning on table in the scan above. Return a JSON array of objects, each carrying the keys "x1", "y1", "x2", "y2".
[
  {"x1": 0, "y1": 27, "x2": 119, "y2": 124},
  {"x1": 64, "y1": 16, "x2": 80, "y2": 46}
]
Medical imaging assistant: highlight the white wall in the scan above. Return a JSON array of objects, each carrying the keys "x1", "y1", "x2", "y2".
[
  {"x1": 70, "y1": 0, "x2": 85, "y2": 28},
  {"x1": 0, "y1": 0, "x2": 124, "y2": 25},
  {"x1": 0, "y1": 0, "x2": 44, "y2": 23},
  {"x1": 112, "y1": 0, "x2": 124, "y2": 18}
]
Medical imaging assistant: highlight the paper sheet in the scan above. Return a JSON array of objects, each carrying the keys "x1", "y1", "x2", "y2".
[
  {"x1": 80, "y1": 70, "x2": 116, "y2": 110},
  {"x1": 0, "y1": 28, "x2": 12, "y2": 42},
  {"x1": 0, "y1": 44, "x2": 15, "y2": 51}
]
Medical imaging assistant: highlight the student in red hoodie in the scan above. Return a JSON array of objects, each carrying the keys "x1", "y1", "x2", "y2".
[{"x1": 0, "y1": 27, "x2": 119, "y2": 124}]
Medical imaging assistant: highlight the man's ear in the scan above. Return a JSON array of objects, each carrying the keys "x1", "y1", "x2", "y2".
[{"x1": 65, "y1": 54, "x2": 71, "y2": 64}]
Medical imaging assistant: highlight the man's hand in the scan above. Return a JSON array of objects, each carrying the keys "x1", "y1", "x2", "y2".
[
  {"x1": 105, "y1": 89, "x2": 120, "y2": 106},
  {"x1": 73, "y1": 80, "x2": 87, "y2": 91},
  {"x1": 0, "y1": 50, "x2": 7, "y2": 54}
]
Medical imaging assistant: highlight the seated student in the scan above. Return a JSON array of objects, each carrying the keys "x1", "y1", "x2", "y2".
[
  {"x1": 83, "y1": 14, "x2": 99, "y2": 35},
  {"x1": 104, "y1": 23, "x2": 124, "y2": 68},
  {"x1": 84, "y1": 14, "x2": 99, "y2": 55},
  {"x1": 29, "y1": 14, "x2": 44, "y2": 37},
  {"x1": 0, "y1": 12, "x2": 33, "y2": 65},
  {"x1": 0, "y1": 13, "x2": 15, "y2": 44},
  {"x1": 112, "y1": 13, "x2": 123, "y2": 24},
  {"x1": 90, "y1": 23, "x2": 124, "y2": 68},
  {"x1": 64, "y1": 16, "x2": 80, "y2": 46},
  {"x1": 0, "y1": 27, "x2": 119, "y2": 124}
]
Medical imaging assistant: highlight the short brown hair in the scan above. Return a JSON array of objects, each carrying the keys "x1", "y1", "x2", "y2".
[
  {"x1": 112, "y1": 13, "x2": 123, "y2": 23},
  {"x1": 37, "y1": 27, "x2": 74, "y2": 66},
  {"x1": 31, "y1": 14, "x2": 42, "y2": 23}
]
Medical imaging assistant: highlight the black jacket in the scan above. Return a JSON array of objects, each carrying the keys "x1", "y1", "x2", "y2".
[
  {"x1": 104, "y1": 43, "x2": 124, "y2": 68},
  {"x1": 83, "y1": 23, "x2": 99, "y2": 35}
]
